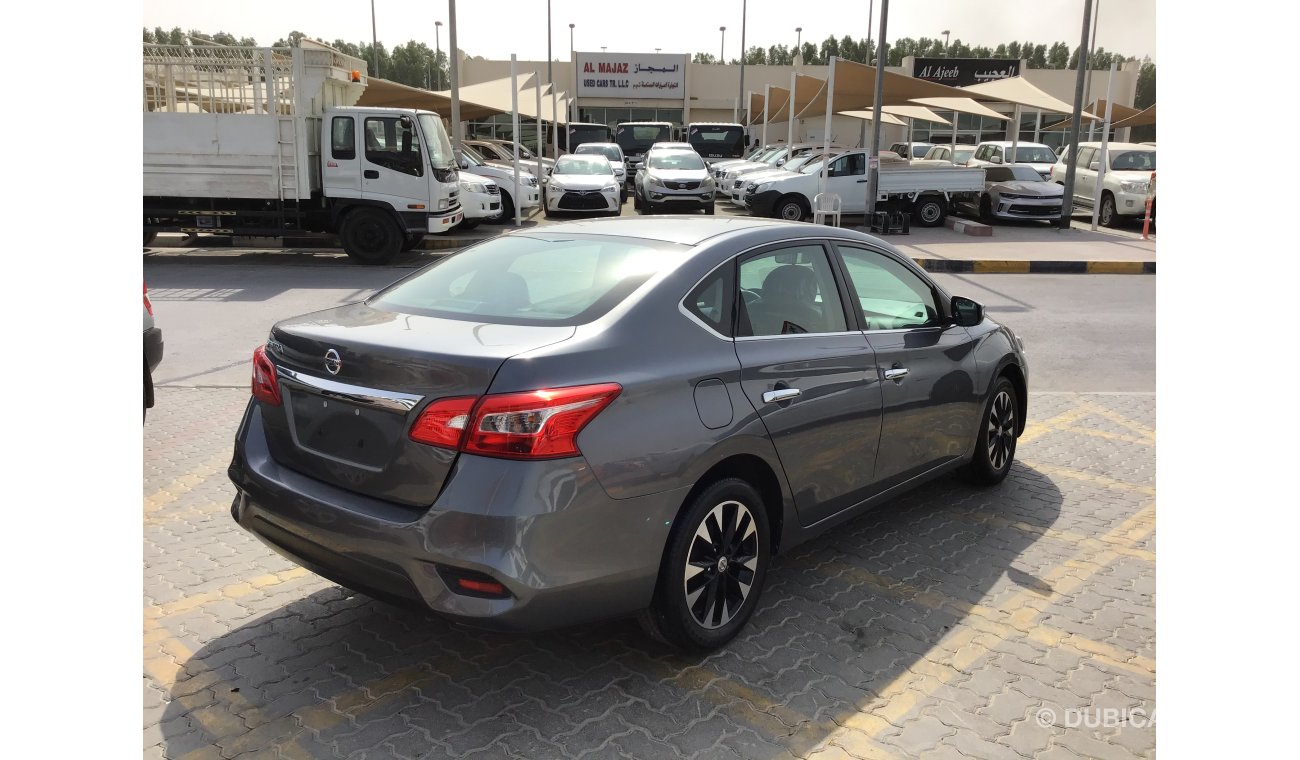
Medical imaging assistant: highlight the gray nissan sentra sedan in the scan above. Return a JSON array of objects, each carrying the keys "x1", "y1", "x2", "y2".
[{"x1": 229, "y1": 217, "x2": 1027, "y2": 651}]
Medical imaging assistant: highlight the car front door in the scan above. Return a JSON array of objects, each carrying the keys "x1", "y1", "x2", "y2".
[
  {"x1": 732, "y1": 241, "x2": 883, "y2": 526},
  {"x1": 825, "y1": 153, "x2": 868, "y2": 213},
  {"x1": 360, "y1": 115, "x2": 431, "y2": 209},
  {"x1": 833, "y1": 243, "x2": 981, "y2": 488},
  {"x1": 1074, "y1": 147, "x2": 1098, "y2": 205}
]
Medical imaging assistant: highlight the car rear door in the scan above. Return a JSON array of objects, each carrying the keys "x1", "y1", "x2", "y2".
[
  {"x1": 831, "y1": 242, "x2": 981, "y2": 488},
  {"x1": 732, "y1": 241, "x2": 883, "y2": 526}
]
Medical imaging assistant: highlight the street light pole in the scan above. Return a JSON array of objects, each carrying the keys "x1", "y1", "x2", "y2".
[
  {"x1": 942, "y1": 29, "x2": 950, "y2": 52},
  {"x1": 546, "y1": 0, "x2": 553, "y2": 91},
  {"x1": 448, "y1": 0, "x2": 461, "y2": 150},
  {"x1": 569, "y1": 24, "x2": 576, "y2": 123},
  {"x1": 795, "y1": 26, "x2": 801, "y2": 51},
  {"x1": 1058, "y1": 0, "x2": 1093, "y2": 230},
  {"x1": 738, "y1": 0, "x2": 748, "y2": 123},
  {"x1": 434, "y1": 21, "x2": 442, "y2": 89},
  {"x1": 719, "y1": 27, "x2": 726, "y2": 63},
  {"x1": 370, "y1": 0, "x2": 379, "y2": 77}
]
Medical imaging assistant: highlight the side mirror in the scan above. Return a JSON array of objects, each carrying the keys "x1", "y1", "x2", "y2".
[
  {"x1": 989, "y1": 155, "x2": 1003, "y2": 164},
  {"x1": 952, "y1": 296, "x2": 984, "y2": 327},
  {"x1": 457, "y1": 158, "x2": 469, "y2": 170},
  {"x1": 1089, "y1": 161, "x2": 1101, "y2": 171},
  {"x1": 546, "y1": 167, "x2": 552, "y2": 175}
]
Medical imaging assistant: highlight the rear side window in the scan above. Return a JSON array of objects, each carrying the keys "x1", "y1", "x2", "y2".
[
  {"x1": 684, "y1": 265, "x2": 734, "y2": 337},
  {"x1": 371, "y1": 234, "x2": 685, "y2": 326},
  {"x1": 331, "y1": 117, "x2": 355, "y2": 161}
]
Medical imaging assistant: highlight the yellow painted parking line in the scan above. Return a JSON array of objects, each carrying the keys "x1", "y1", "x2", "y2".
[
  {"x1": 801, "y1": 502, "x2": 1156, "y2": 756},
  {"x1": 1058, "y1": 425, "x2": 1155, "y2": 446},
  {"x1": 1080, "y1": 398, "x2": 1157, "y2": 440},
  {"x1": 144, "y1": 452, "x2": 231, "y2": 514},
  {"x1": 1018, "y1": 402, "x2": 1092, "y2": 445},
  {"x1": 1022, "y1": 460, "x2": 1156, "y2": 497},
  {"x1": 947, "y1": 505, "x2": 1155, "y2": 563},
  {"x1": 145, "y1": 567, "x2": 312, "y2": 620}
]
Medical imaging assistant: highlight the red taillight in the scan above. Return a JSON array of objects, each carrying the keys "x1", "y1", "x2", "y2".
[
  {"x1": 251, "y1": 345, "x2": 282, "y2": 406},
  {"x1": 408, "y1": 396, "x2": 476, "y2": 448},
  {"x1": 409, "y1": 383, "x2": 621, "y2": 459},
  {"x1": 144, "y1": 281, "x2": 154, "y2": 317},
  {"x1": 457, "y1": 578, "x2": 507, "y2": 596}
]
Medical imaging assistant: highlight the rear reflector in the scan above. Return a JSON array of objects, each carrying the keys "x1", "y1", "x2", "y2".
[
  {"x1": 435, "y1": 565, "x2": 512, "y2": 599},
  {"x1": 251, "y1": 345, "x2": 282, "y2": 406},
  {"x1": 409, "y1": 383, "x2": 621, "y2": 460}
]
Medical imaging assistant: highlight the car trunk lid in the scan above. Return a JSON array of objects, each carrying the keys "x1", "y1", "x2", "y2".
[{"x1": 260, "y1": 302, "x2": 574, "y2": 506}]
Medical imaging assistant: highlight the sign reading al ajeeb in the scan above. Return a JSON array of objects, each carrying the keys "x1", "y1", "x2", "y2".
[{"x1": 576, "y1": 52, "x2": 686, "y2": 99}]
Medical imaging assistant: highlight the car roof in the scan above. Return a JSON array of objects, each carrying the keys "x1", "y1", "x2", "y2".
[
  {"x1": 575, "y1": 142, "x2": 621, "y2": 149},
  {"x1": 502, "y1": 216, "x2": 846, "y2": 246},
  {"x1": 649, "y1": 142, "x2": 693, "y2": 150},
  {"x1": 1075, "y1": 142, "x2": 1154, "y2": 151},
  {"x1": 557, "y1": 153, "x2": 609, "y2": 162},
  {"x1": 977, "y1": 140, "x2": 1052, "y2": 148}
]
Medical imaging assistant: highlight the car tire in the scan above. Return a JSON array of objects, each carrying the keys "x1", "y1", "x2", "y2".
[
  {"x1": 639, "y1": 477, "x2": 770, "y2": 651},
  {"x1": 914, "y1": 195, "x2": 947, "y2": 227},
  {"x1": 633, "y1": 191, "x2": 642, "y2": 211},
  {"x1": 978, "y1": 195, "x2": 994, "y2": 224},
  {"x1": 705, "y1": 202, "x2": 715, "y2": 215},
  {"x1": 611, "y1": 203, "x2": 622, "y2": 217},
  {"x1": 144, "y1": 230, "x2": 157, "y2": 247},
  {"x1": 144, "y1": 360, "x2": 152, "y2": 424},
  {"x1": 1100, "y1": 192, "x2": 1120, "y2": 228},
  {"x1": 340, "y1": 207, "x2": 403, "y2": 265},
  {"x1": 961, "y1": 376, "x2": 1019, "y2": 486},
  {"x1": 775, "y1": 195, "x2": 808, "y2": 222},
  {"x1": 639, "y1": 200, "x2": 654, "y2": 216}
]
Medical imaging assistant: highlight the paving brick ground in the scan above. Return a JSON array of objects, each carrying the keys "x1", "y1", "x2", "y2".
[{"x1": 144, "y1": 389, "x2": 1155, "y2": 759}]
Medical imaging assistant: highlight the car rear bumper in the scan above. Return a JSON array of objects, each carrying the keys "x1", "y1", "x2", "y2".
[
  {"x1": 228, "y1": 401, "x2": 683, "y2": 631},
  {"x1": 144, "y1": 326, "x2": 164, "y2": 373}
]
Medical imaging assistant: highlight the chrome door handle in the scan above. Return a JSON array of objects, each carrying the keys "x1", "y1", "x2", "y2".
[
  {"x1": 762, "y1": 388, "x2": 802, "y2": 404},
  {"x1": 884, "y1": 367, "x2": 909, "y2": 381}
]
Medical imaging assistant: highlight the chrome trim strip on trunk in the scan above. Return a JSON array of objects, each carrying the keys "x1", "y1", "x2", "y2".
[{"x1": 276, "y1": 367, "x2": 424, "y2": 413}]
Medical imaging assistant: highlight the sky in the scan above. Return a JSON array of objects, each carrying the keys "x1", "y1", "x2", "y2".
[{"x1": 143, "y1": 0, "x2": 1155, "y2": 64}]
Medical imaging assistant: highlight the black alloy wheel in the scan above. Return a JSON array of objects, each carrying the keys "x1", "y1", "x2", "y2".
[{"x1": 640, "y1": 478, "x2": 770, "y2": 650}]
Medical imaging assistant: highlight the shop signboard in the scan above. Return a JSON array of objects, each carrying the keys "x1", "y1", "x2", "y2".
[
  {"x1": 912, "y1": 58, "x2": 1020, "y2": 87},
  {"x1": 576, "y1": 52, "x2": 686, "y2": 99}
]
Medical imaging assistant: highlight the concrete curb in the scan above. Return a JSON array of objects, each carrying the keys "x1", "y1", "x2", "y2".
[
  {"x1": 914, "y1": 259, "x2": 1155, "y2": 274},
  {"x1": 943, "y1": 217, "x2": 993, "y2": 237}
]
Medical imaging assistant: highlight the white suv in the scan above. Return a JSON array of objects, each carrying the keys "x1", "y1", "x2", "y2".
[
  {"x1": 1050, "y1": 142, "x2": 1156, "y2": 227},
  {"x1": 454, "y1": 146, "x2": 541, "y2": 222},
  {"x1": 967, "y1": 141, "x2": 1058, "y2": 180}
]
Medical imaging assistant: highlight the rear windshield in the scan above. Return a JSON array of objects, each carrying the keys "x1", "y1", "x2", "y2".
[
  {"x1": 648, "y1": 151, "x2": 705, "y2": 170},
  {"x1": 370, "y1": 235, "x2": 684, "y2": 326}
]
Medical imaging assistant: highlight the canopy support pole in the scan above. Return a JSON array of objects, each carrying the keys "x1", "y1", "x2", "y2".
[
  {"x1": 865, "y1": 0, "x2": 889, "y2": 221},
  {"x1": 787, "y1": 70, "x2": 797, "y2": 150},
  {"x1": 761, "y1": 84, "x2": 769, "y2": 153},
  {"x1": 906, "y1": 117, "x2": 913, "y2": 161},
  {"x1": 1090, "y1": 61, "x2": 1116, "y2": 231},
  {"x1": 1059, "y1": 0, "x2": 1092, "y2": 230},
  {"x1": 551, "y1": 88, "x2": 559, "y2": 157},
  {"x1": 511, "y1": 55, "x2": 521, "y2": 227},
  {"x1": 448, "y1": 0, "x2": 462, "y2": 151},
  {"x1": 536, "y1": 77, "x2": 543, "y2": 165},
  {"x1": 950, "y1": 110, "x2": 957, "y2": 159},
  {"x1": 1010, "y1": 104, "x2": 1021, "y2": 163},
  {"x1": 1033, "y1": 109, "x2": 1042, "y2": 143},
  {"x1": 820, "y1": 57, "x2": 836, "y2": 201}
]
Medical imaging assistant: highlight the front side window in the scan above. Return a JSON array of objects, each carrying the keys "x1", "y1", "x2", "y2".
[
  {"x1": 828, "y1": 154, "x2": 866, "y2": 177},
  {"x1": 364, "y1": 117, "x2": 424, "y2": 177},
  {"x1": 836, "y1": 246, "x2": 940, "y2": 330},
  {"x1": 737, "y1": 245, "x2": 847, "y2": 337},
  {"x1": 1008, "y1": 146, "x2": 1056, "y2": 164},
  {"x1": 1076, "y1": 147, "x2": 1097, "y2": 168},
  {"x1": 331, "y1": 117, "x2": 356, "y2": 161}
]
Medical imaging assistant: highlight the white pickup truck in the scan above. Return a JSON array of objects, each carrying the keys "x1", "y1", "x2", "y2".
[{"x1": 744, "y1": 150, "x2": 986, "y2": 226}]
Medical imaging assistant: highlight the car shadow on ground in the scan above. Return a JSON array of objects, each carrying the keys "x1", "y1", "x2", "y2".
[{"x1": 159, "y1": 464, "x2": 1062, "y2": 758}]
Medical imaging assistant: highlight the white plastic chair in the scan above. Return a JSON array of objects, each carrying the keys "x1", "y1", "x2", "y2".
[{"x1": 813, "y1": 192, "x2": 842, "y2": 227}]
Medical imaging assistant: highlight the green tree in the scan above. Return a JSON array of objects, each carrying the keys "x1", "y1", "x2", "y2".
[
  {"x1": 799, "y1": 41, "x2": 819, "y2": 65},
  {"x1": 1048, "y1": 42, "x2": 1070, "y2": 69},
  {"x1": 970, "y1": 45, "x2": 992, "y2": 58},
  {"x1": 742, "y1": 46, "x2": 767, "y2": 64},
  {"x1": 692, "y1": 52, "x2": 717, "y2": 64},
  {"x1": 993, "y1": 43, "x2": 1008, "y2": 57},
  {"x1": 1130, "y1": 59, "x2": 1156, "y2": 141},
  {"x1": 949, "y1": 39, "x2": 971, "y2": 58},
  {"x1": 819, "y1": 35, "x2": 839, "y2": 62},
  {"x1": 1069, "y1": 45, "x2": 1082, "y2": 69},
  {"x1": 389, "y1": 41, "x2": 435, "y2": 88},
  {"x1": 1007, "y1": 42, "x2": 1021, "y2": 59},
  {"x1": 839, "y1": 36, "x2": 859, "y2": 63},
  {"x1": 1029, "y1": 44, "x2": 1048, "y2": 69}
]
